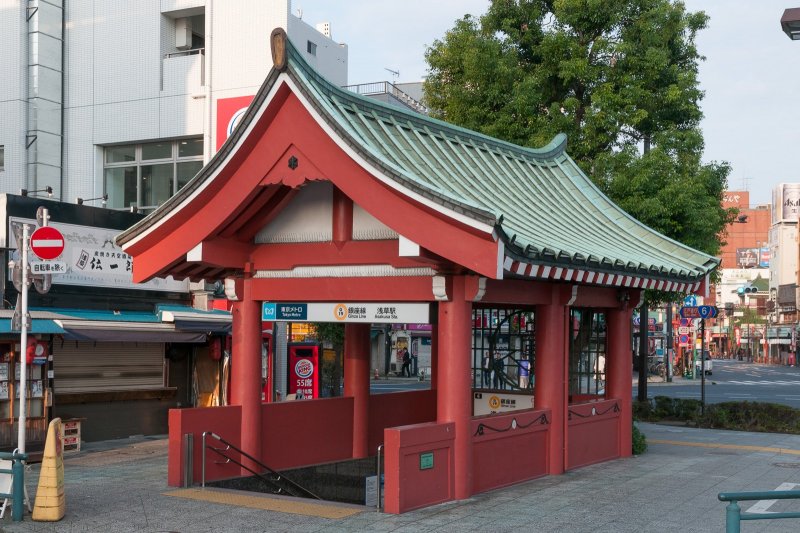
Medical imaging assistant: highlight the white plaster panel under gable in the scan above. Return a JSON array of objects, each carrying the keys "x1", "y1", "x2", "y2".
[
  {"x1": 255, "y1": 181, "x2": 333, "y2": 243},
  {"x1": 353, "y1": 203, "x2": 398, "y2": 241}
]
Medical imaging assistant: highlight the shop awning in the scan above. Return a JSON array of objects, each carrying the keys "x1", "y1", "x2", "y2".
[
  {"x1": 45, "y1": 308, "x2": 207, "y2": 343},
  {"x1": 157, "y1": 304, "x2": 232, "y2": 334},
  {"x1": 0, "y1": 310, "x2": 67, "y2": 335}
]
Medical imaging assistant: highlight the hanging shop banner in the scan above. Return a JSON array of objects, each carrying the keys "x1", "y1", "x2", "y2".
[
  {"x1": 8, "y1": 217, "x2": 188, "y2": 293},
  {"x1": 287, "y1": 344, "x2": 320, "y2": 400},
  {"x1": 262, "y1": 302, "x2": 429, "y2": 324},
  {"x1": 736, "y1": 248, "x2": 759, "y2": 268}
]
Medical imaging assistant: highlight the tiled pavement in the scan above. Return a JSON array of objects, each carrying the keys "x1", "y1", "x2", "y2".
[{"x1": 4, "y1": 423, "x2": 800, "y2": 532}]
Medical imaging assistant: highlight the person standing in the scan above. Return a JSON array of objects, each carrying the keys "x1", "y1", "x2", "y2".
[
  {"x1": 519, "y1": 356, "x2": 531, "y2": 389},
  {"x1": 400, "y1": 347, "x2": 411, "y2": 377},
  {"x1": 493, "y1": 352, "x2": 505, "y2": 389},
  {"x1": 482, "y1": 353, "x2": 492, "y2": 387}
]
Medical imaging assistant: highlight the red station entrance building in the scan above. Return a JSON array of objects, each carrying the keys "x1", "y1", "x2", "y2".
[{"x1": 118, "y1": 30, "x2": 718, "y2": 513}]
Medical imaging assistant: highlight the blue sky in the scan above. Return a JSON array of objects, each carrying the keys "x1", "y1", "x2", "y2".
[{"x1": 296, "y1": 1, "x2": 800, "y2": 206}]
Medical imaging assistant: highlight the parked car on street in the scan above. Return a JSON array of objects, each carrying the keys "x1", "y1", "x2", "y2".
[{"x1": 694, "y1": 351, "x2": 713, "y2": 375}]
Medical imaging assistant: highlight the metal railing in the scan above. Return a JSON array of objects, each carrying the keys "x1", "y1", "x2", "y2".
[
  {"x1": 164, "y1": 48, "x2": 205, "y2": 59},
  {"x1": 343, "y1": 81, "x2": 429, "y2": 115},
  {"x1": 0, "y1": 450, "x2": 28, "y2": 522},
  {"x1": 719, "y1": 490, "x2": 800, "y2": 532},
  {"x1": 376, "y1": 444, "x2": 383, "y2": 513},
  {"x1": 201, "y1": 431, "x2": 321, "y2": 500}
]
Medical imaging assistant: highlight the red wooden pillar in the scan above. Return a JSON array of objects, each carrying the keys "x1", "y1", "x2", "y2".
[
  {"x1": 606, "y1": 308, "x2": 633, "y2": 458},
  {"x1": 436, "y1": 276, "x2": 472, "y2": 499},
  {"x1": 429, "y1": 324, "x2": 438, "y2": 390},
  {"x1": 344, "y1": 323, "x2": 371, "y2": 458},
  {"x1": 534, "y1": 294, "x2": 567, "y2": 474},
  {"x1": 231, "y1": 277, "x2": 263, "y2": 470}
]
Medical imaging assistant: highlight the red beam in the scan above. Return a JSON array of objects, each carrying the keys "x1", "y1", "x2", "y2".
[{"x1": 250, "y1": 276, "x2": 436, "y2": 302}]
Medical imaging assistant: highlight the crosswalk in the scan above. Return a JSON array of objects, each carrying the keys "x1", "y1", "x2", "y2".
[{"x1": 727, "y1": 380, "x2": 800, "y2": 386}]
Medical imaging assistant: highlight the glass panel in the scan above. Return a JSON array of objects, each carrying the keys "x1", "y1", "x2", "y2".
[
  {"x1": 141, "y1": 141, "x2": 172, "y2": 160},
  {"x1": 104, "y1": 166, "x2": 137, "y2": 208},
  {"x1": 105, "y1": 145, "x2": 135, "y2": 164},
  {"x1": 176, "y1": 160, "x2": 203, "y2": 190},
  {"x1": 177, "y1": 138, "x2": 203, "y2": 158},
  {"x1": 568, "y1": 309, "x2": 606, "y2": 398},
  {"x1": 472, "y1": 308, "x2": 535, "y2": 392},
  {"x1": 141, "y1": 163, "x2": 174, "y2": 207}
]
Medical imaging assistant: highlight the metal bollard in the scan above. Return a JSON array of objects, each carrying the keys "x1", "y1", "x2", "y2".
[
  {"x1": 376, "y1": 444, "x2": 383, "y2": 513},
  {"x1": 183, "y1": 433, "x2": 194, "y2": 488},
  {"x1": 12, "y1": 455, "x2": 24, "y2": 522},
  {"x1": 725, "y1": 500, "x2": 741, "y2": 533}
]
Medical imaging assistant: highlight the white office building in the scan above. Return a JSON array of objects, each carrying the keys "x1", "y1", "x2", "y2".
[{"x1": 0, "y1": 0, "x2": 348, "y2": 210}]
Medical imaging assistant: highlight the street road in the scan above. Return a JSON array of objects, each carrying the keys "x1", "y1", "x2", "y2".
[{"x1": 646, "y1": 359, "x2": 800, "y2": 408}]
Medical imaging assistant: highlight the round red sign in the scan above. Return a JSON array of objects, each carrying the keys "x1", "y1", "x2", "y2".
[{"x1": 30, "y1": 226, "x2": 65, "y2": 260}]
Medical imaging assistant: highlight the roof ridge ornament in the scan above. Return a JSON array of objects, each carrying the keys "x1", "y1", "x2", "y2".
[{"x1": 271, "y1": 28, "x2": 288, "y2": 72}]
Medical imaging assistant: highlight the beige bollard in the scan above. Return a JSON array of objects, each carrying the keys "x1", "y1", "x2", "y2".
[{"x1": 32, "y1": 417, "x2": 65, "y2": 521}]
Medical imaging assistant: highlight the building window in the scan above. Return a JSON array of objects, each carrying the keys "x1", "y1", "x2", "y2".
[
  {"x1": 472, "y1": 308, "x2": 535, "y2": 392},
  {"x1": 0, "y1": 145, "x2": 4, "y2": 171},
  {"x1": 568, "y1": 309, "x2": 606, "y2": 399},
  {"x1": 307, "y1": 40, "x2": 317, "y2": 56},
  {"x1": 104, "y1": 139, "x2": 203, "y2": 211}
]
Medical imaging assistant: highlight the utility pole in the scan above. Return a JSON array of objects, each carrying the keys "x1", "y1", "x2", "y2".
[
  {"x1": 637, "y1": 301, "x2": 648, "y2": 402},
  {"x1": 665, "y1": 304, "x2": 673, "y2": 382}
]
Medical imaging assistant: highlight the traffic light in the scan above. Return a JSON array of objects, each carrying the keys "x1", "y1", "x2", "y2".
[
  {"x1": 737, "y1": 285, "x2": 757, "y2": 296},
  {"x1": 724, "y1": 302, "x2": 734, "y2": 313}
]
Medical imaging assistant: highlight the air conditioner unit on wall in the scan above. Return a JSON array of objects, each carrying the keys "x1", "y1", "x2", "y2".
[{"x1": 176, "y1": 18, "x2": 192, "y2": 50}]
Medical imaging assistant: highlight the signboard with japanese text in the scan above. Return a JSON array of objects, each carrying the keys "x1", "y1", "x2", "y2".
[
  {"x1": 287, "y1": 344, "x2": 320, "y2": 399},
  {"x1": 473, "y1": 391, "x2": 534, "y2": 416},
  {"x1": 8, "y1": 217, "x2": 188, "y2": 293},
  {"x1": 262, "y1": 302, "x2": 429, "y2": 324}
]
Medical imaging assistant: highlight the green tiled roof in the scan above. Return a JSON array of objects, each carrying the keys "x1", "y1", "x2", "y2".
[
  {"x1": 285, "y1": 44, "x2": 717, "y2": 284},
  {"x1": 119, "y1": 35, "x2": 718, "y2": 288}
]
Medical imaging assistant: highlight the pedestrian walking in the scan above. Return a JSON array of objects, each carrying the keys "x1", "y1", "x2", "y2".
[
  {"x1": 519, "y1": 356, "x2": 531, "y2": 389},
  {"x1": 400, "y1": 347, "x2": 411, "y2": 377},
  {"x1": 493, "y1": 352, "x2": 505, "y2": 389}
]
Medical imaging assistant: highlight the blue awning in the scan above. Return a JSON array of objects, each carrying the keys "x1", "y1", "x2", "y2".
[{"x1": 0, "y1": 319, "x2": 66, "y2": 335}]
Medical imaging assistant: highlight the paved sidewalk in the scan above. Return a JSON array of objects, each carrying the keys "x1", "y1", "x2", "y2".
[{"x1": 4, "y1": 424, "x2": 800, "y2": 532}]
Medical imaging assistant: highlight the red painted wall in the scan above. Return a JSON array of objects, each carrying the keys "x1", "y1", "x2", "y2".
[
  {"x1": 368, "y1": 389, "x2": 437, "y2": 453},
  {"x1": 384, "y1": 422, "x2": 455, "y2": 514},
  {"x1": 261, "y1": 397, "x2": 354, "y2": 470},
  {"x1": 566, "y1": 399, "x2": 621, "y2": 470},
  {"x1": 168, "y1": 405, "x2": 242, "y2": 487},
  {"x1": 471, "y1": 409, "x2": 550, "y2": 494}
]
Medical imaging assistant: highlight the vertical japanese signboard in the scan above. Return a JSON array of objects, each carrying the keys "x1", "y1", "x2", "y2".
[{"x1": 288, "y1": 344, "x2": 320, "y2": 399}]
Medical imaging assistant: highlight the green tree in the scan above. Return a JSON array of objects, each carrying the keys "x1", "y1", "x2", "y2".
[
  {"x1": 313, "y1": 323, "x2": 344, "y2": 397},
  {"x1": 424, "y1": 0, "x2": 735, "y2": 260}
]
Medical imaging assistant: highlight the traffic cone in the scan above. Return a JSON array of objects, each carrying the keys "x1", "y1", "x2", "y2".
[{"x1": 32, "y1": 418, "x2": 65, "y2": 521}]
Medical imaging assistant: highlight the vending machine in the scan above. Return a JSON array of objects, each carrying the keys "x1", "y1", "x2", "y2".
[{"x1": 287, "y1": 343, "x2": 321, "y2": 399}]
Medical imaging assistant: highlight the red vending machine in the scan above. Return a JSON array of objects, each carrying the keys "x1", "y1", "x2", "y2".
[{"x1": 287, "y1": 343, "x2": 321, "y2": 399}]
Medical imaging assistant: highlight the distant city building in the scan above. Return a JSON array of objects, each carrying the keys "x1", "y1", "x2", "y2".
[{"x1": 0, "y1": 0, "x2": 348, "y2": 211}]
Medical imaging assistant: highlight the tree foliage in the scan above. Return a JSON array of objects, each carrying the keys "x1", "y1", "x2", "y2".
[{"x1": 424, "y1": 0, "x2": 735, "y2": 262}]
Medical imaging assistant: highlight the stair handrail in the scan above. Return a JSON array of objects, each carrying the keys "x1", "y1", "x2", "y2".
[{"x1": 201, "y1": 431, "x2": 321, "y2": 500}]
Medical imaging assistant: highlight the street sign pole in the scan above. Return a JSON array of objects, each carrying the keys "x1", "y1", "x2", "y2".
[
  {"x1": 700, "y1": 318, "x2": 706, "y2": 416},
  {"x1": 18, "y1": 224, "x2": 29, "y2": 454}
]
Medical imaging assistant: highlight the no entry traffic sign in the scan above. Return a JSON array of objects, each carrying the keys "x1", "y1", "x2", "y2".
[{"x1": 30, "y1": 226, "x2": 65, "y2": 260}]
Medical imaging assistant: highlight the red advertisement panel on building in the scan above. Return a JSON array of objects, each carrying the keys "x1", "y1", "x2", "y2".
[
  {"x1": 216, "y1": 95, "x2": 255, "y2": 150},
  {"x1": 288, "y1": 343, "x2": 320, "y2": 399}
]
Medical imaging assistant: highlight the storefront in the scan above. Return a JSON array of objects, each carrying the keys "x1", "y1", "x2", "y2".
[{"x1": 0, "y1": 194, "x2": 231, "y2": 445}]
